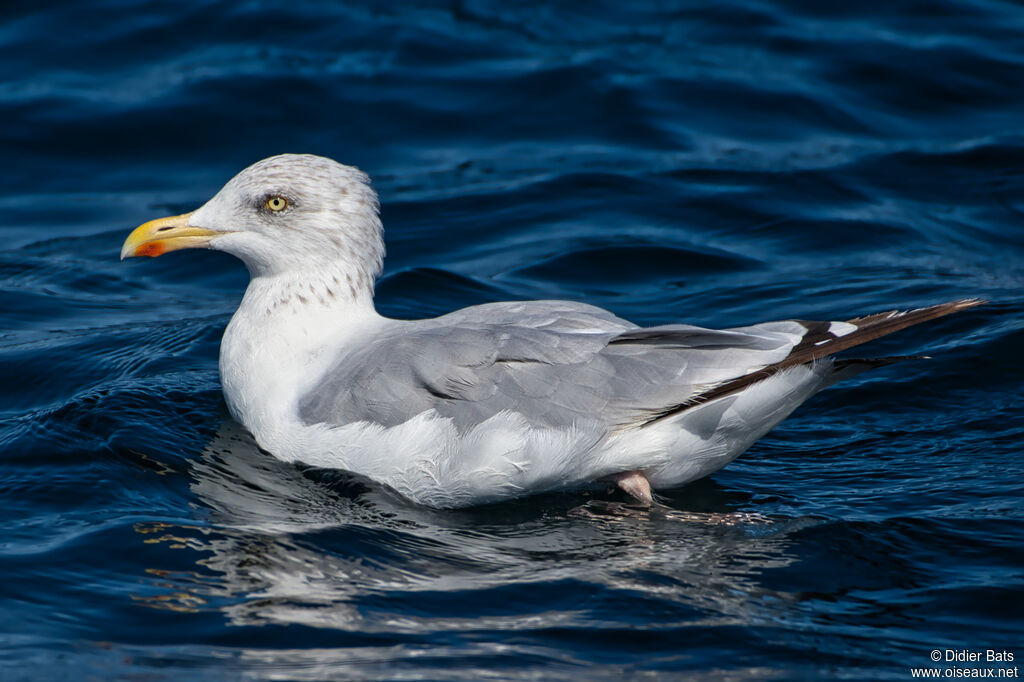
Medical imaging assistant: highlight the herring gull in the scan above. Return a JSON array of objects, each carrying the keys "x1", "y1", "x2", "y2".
[{"x1": 121, "y1": 154, "x2": 983, "y2": 508}]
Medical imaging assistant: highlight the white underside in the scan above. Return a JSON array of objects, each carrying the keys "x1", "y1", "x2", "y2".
[{"x1": 250, "y1": 363, "x2": 832, "y2": 509}]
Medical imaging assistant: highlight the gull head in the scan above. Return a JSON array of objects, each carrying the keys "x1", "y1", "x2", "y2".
[{"x1": 121, "y1": 154, "x2": 384, "y2": 283}]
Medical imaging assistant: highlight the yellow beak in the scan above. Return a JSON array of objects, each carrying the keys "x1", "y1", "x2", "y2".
[{"x1": 120, "y1": 211, "x2": 223, "y2": 259}]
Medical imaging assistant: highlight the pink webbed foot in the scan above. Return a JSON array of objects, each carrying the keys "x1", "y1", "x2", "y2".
[{"x1": 608, "y1": 470, "x2": 654, "y2": 505}]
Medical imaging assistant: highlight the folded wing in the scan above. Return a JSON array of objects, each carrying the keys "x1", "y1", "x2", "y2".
[{"x1": 297, "y1": 299, "x2": 983, "y2": 433}]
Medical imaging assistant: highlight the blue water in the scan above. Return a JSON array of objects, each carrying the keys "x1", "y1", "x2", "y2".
[{"x1": 2, "y1": 1, "x2": 1023, "y2": 679}]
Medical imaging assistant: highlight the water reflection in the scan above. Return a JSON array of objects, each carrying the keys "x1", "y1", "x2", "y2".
[{"x1": 134, "y1": 421, "x2": 818, "y2": 673}]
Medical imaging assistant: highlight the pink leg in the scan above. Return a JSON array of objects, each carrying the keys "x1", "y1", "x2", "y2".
[{"x1": 609, "y1": 470, "x2": 653, "y2": 505}]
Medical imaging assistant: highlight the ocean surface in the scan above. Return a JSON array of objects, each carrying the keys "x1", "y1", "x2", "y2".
[{"x1": 2, "y1": 1, "x2": 1022, "y2": 679}]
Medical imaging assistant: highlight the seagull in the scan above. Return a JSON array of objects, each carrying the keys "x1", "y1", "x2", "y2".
[{"x1": 121, "y1": 154, "x2": 982, "y2": 508}]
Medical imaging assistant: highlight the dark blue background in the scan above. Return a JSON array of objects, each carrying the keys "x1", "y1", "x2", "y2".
[{"x1": 1, "y1": 1, "x2": 1022, "y2": 679}]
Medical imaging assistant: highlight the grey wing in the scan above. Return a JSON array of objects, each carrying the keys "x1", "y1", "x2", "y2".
[{"x1": 297, "y1": 300, "x2": 810, "y2": 432}]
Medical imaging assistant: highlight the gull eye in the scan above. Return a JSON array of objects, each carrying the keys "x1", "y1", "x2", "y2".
[{"x1": 264, "y1": 195, "x2": 289, "y2": 212}]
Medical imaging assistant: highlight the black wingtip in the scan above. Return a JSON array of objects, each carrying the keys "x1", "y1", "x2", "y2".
[
  {"x1": 848, "y1": 298, "x2": 987, "y2": 326},
  {"x1": 635, "y1": 298, "x2": 985, "y2": 428}
]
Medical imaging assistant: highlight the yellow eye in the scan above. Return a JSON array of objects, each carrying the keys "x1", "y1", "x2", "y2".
[{"x1": 265, "y1": 195, "x2": 288, "y2": 212}]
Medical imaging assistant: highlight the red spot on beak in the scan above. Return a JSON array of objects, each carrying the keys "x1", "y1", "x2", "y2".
[{"x1": 136, "y1": 242, "x2": 166, "y2": 258}]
